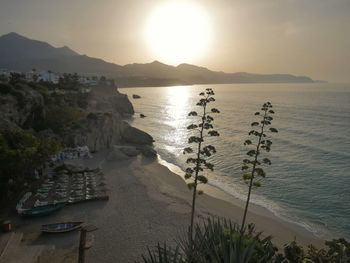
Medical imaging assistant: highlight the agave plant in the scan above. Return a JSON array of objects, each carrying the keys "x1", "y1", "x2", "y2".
[
  {"x1": 141, "y1": 243, "x2": 185, "y2": 263},
  {"x1": 177, "y1": 217, "x2": 277, "y2": 263}
]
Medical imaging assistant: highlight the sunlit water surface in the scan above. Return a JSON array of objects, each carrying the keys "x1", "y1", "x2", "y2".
[{"x1": 120, "y1": 83, "x2": 350, "y2": 239}]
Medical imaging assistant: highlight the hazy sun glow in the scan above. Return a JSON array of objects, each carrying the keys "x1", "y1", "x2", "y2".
[{"x1": 145, "y1": 2, "x2": 211, "y2": 65}]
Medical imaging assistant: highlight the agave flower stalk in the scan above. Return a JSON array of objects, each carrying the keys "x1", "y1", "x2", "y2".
[{"x1": 241, "y1": 102, "x2": 278, "y2": 234}]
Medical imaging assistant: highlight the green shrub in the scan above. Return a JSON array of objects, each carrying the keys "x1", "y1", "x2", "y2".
[
  {"x1": 71, "y1": 122, "x2": 83, "y2": 130},
  {"x1": 281, "y1": 238, "x2": 350, "y2": 263},
  {"x1": 87, "y1": 112, "x2": 99, "y2": 120},
  {"x1": 45, "y1": 105, "x2": 84, "y2": 132},
  {"x1": 30, "y1": 83, "x2": 49, "y2": 98},
  {"x1": 0, "y1": 83, "x2": 26, "y2": 108},
  {"x1": 0, "y1": 130, "x2": 61, "y2": 204},
  {"x1": 0, "y1": 83, "x2": 12, "y2": 94}
]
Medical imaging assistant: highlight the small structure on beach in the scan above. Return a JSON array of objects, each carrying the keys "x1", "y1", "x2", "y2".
[{"x1": 52, "y1": 146, "x2": 92, "y2": 162}]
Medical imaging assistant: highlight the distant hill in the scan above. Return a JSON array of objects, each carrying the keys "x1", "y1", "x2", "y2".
[{"x1": 0, "y1": 32, "x2": 315, "y2": 86}]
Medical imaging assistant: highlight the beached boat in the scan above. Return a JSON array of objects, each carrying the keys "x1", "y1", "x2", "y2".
[
  {"x1": 20, "y1": 203, "x2": 66, "y2": 217},
  {"x1": 41, "y1": 221, "x2": 83, "y2": 233}
]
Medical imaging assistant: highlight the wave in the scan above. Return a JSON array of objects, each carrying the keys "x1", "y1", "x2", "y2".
[
  {"x1": 156, "y1": 150, "x2": 333, "y2": 240},
  {"x1": 121, "y1": 83, "x2": 350, "y2": 240}
]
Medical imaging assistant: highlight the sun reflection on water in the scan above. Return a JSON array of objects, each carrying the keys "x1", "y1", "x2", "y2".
[
  {"x1": 163, "y1": 86, "x2": 191, "y2": 145},
  {"x1": 164, "y1": 86, "x2": 191, "y2": 125}
]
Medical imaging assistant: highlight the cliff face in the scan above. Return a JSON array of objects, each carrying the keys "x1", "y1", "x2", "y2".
[
  {"x1": 63, "y1": 112, "x2": 123, "y2": 152},
  {"x1": 63, "y1": 114, "x2": 154, "y2": 151},
  {"x1": 0, "y1": 83, "x2": 153, "y2": 151},
  {"x1": 0, "y1": 84, "x2": 45, "y2": 129},
  {"x1": 61, "y1": 85, "x2": 140, "y2": 151},
  {"x1": 87, "y1": 86, "x2": 134, "y2": 115}
]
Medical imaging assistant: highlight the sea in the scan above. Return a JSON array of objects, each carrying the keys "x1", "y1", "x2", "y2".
[{"x1": 119, "y1": 83, "x2": 350, "y2": 240}]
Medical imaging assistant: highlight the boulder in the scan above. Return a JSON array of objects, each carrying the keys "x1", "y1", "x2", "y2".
[
  {"x1": 121, "y1": 122, "x2": 154, "y2": 145},
  {"x1": 132, "y1": 94, "x2": 141, "y2": 99},
  {"x1": 118, "y1": 146, "x2": 140, "y2": 157},
  {"x1": 138, "y1": 145, "x2": 157, "y2": 158}
]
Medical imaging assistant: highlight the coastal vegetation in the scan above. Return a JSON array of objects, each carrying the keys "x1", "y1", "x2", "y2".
[
  {"x1": 182, "y1": 88, "x2": 220, "y2": 246},
  {"x1": 141, "y1": 217, "x2": 350, "y2": 262},
  {"x1": 0, "y1": 129, "x2": 61, "y2": 205},
  {"x1": 44, "y1": 105, "x2": 84, "y2": 133},
  {"x1": 240, "y1": 102, "x2": 278, "y2": 233}
]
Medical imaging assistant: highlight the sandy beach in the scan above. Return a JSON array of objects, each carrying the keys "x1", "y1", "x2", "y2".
[{"x1": 8, "y1": 152, "x2": 323, "y2": 263}]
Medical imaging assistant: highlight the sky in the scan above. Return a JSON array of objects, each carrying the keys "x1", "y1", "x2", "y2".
[{"x1": 0, "y1": 0, "x2": 349, "y2": 82}]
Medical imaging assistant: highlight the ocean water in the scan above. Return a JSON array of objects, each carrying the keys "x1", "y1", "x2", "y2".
[{"x1": 120, "y1": 83, "x2": 350, "y2": 239}]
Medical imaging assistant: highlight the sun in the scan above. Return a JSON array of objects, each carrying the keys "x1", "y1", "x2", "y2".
[{"x1": 145, "y1": 1, "x2": 211, "y2": 65}]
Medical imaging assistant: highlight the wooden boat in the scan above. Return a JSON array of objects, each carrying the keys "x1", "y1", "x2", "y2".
[
  {"x1": 20, "y1": 203, "x2": 66, "y2": 217},
  {"x1": 41, "y1": 221, "x2": 83, "y2": 233}
]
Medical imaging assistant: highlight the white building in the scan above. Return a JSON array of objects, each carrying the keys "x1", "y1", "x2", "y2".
[
  {"x1": 0, "y1": 69, "x2": 10, "y2": 82},
  {"x1": 37, "y1": 71, "x2": 59, "y2": 84},
  {"x1": 78, "y1": 76, "x2": 98, "y2": 86}
]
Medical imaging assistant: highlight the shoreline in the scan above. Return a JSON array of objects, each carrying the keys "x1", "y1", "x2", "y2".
[
  {"x1": 157, "y1": 155, "x2": 329, "y2": 242},
  {"x1": 155, "y1": 155, "x2": 324, "y2": 248},
  {"x1": 120, "y1": 83, "x2": 348, "y2": 243}
]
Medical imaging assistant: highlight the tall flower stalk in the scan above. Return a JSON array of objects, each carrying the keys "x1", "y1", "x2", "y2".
[
  {"x1": 240, "y1": 102, "x2": 278, "y2": 233},
  {"x1": 183, "y1": 88, "x2": 220, "y2": 243}
]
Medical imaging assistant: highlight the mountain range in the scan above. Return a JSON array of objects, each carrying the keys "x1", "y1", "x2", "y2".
[{"x1": 0, "y1": 32, "x2": 315, "y2": 86}]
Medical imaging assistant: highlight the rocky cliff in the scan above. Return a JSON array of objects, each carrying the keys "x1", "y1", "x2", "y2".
[
  {"x1": 0, "y1": 82, "x2": 153, "y2": 152},
  {"x1": 87, "y1": 85, "x2": 134, "y2": 115},
  {"x1": 0, "y1": 83, "x2": 45, "y2": 129}
]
